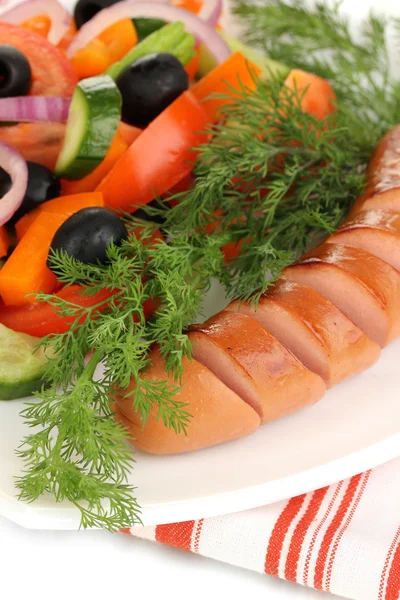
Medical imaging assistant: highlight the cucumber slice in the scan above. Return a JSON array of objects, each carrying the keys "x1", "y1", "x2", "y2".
[
  {"x1": 106, "y1": 22, "x2": 195, "y2": 81},
  {"x1": 55, "y1": 75, "x2": 121, "y2": 180},
  {"x1": 133, "y1": 18, "x2": 167, "y2": 42},
  {"x1": 197, "y1": 32, "x2": 289, "y2": 82},
  {"x1": 0, "y1": 324, "x2": 50, "y2": 400}
]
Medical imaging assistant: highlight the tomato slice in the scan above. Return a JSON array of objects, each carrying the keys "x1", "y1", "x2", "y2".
[
  {"x1": 0, "y1": 23, "x2": 77, "y2": 96},
  {"x1": 0, "y1": 23, "x2": 77, "y2": 169},
  {"x1": 96, "y1": 91, "x2": 209, "y2": 211},
  {"x1": 0, "y1": 122, "x2": 66, "y2": 170},
  {"x1": 0, "y1": 286, "x2": 157, "y2": 338}
]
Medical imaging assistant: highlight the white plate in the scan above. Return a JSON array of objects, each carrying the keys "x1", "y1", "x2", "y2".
[
  {"x1": 0, "y1": 278, "x2": 399, "y2": 530},
  {"x1": 0, "y1": 0, "x2": 400, "y2": 530}
]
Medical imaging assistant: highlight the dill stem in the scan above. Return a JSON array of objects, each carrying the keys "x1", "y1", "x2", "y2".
[{"x1": 80, "y1": 349, "x2": 103, "y2": 383}]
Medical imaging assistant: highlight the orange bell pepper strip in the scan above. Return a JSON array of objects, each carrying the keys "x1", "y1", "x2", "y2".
[
  {"x1": 61, "y1": 133, "x2": 128, "y2": 195},
  {"x1": 283, "y1": 69, "x2": 336, "y2": 120},
  {"x1": 98, "y1": 19, "x2": 138, "y2": 63},
  {"x1": 15, "y1": 210, "x2": 40, "y2": 242},
  {"x1": 0, "y1": 212, "x2": 65, "y2": 305},
  {"x1": 15, "y1": 192, "x2": 105, "y2": 241},
  {"x1": 70, "y1": 19, "x2": 137, "y2": 79},
  {"x1": 39, "y1": 191, "x2": 104, "y2": 216},
  {"x1": 117, "y1": 122, "x2": 142, "y2": 147},
  {"x1": 1, "y1": 193, "x2": 104, "y2": 305},
  {"x1": 185, "y1": 51, "x2": 200, "y2": 80},
  {"x1": 96, "y1": 91, "x2": 209, "y2": 212},
  {"x1": 57, "y1": 21, "x2": 78, "y2": 52},
  {"x1": 172, "y1": 0, "x2": 203, "y2": 12},
  {"x1": 71, "y1": 38, "x2": 112, "y2": 79},
  {"x1": 21, "y1": 15, "x2": 52, "y2": 39},
  {"x1": 0, "y1": 227, "x2": 10, "y2": 259},
  {"x1": 191, "y1": 52, "x2": 261, "y2": 121}
]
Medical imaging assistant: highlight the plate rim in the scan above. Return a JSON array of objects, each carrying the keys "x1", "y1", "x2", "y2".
[{"x1": 1, "y1": 432, "x2": 399, "y2": 530}]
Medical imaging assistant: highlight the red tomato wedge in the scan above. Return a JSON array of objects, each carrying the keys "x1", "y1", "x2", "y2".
[
  {"x1": 0, "y1": 287, "x2": 158, "y2": 338},
  {"x1": 96, "y1": 91, "x2": 209, "y2": 212},
  {"x1": 283, "y1": 69, "x2": 336, "y2": 120},
  {"x1": 0, "y1": 23, "x2": 77, "y2": 96},
  {"x1": 0, "y1": 286, "x2": 113, "y2": 337},
  {"x1": 0, "y1": 122, "x2": 66, "y2": 171},
  {"x1": 0, "y1": 23, "x2": 77, "y2": 169}
]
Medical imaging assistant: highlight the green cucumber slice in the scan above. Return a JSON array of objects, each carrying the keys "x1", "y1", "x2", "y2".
[
  {"x1": 55, "y1": 75, "x2": 121, "y2": 180},
  {"x1": 132, "y1": 18, "x2": 167, "y2": 42},
  {"x1": 0, "y1": 324, "x2": 50, "y2": 401},
  {"x1": 106, "y1": 22, "x2": 195, "y2": 81}
]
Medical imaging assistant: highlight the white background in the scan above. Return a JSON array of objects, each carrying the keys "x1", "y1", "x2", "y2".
[
  {"x1": 0, "y1": 515, "x2": 343, "y2": 600},
  {"x1": 1, "y1": 0, "x2": 399, "y2": 599}
]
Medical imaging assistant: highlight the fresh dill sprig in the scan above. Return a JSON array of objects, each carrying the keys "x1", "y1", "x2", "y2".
[
  {"x1": 18, "y1": 234, "x2": 222, "y2": 530},
  {"x1": 19, "y1": 1, "x2": 400, "y2": 529},
  {"x1": 233, "y1": 0, "x2": 400, "y2": 150},
  {"x1": 161, "y1": 75, "x2": 366, "y2": 302}
]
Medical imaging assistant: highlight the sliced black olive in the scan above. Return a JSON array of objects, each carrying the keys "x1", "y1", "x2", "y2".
[
  {"x1": 48, "y1": 207, "x2": 128, "y2": 271},
  {"x1": 116, "y1": 53, "x2": 189, "y2": 128},
  {"x1": 0, "y1": 44, "x2": 32, "y2": 98},
  {"x1": 0, "y1": 162, "x2": 61, "y2": 224},
  {"x1": 74, "y1": 0, "x2": 122, "y2": 29},
  {"x1": 132, "y1": 199, "x2": 167, "y2": 227}
]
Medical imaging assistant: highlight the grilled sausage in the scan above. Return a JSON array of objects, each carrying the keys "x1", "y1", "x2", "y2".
[{"x1": 116, "y1": 126, "x2": 400, "y2": 454}]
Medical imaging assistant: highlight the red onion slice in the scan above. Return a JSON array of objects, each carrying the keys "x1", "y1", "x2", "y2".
[
  {"x1": 0, "y1": 96, "x2": 71, "y2": 124},
  {"x1": 67, "y1": 0, "x2": 230, "y2": 64},
  {"x1": 0, "y1": 0, "x2": 72, "y2": 45},
  {"x1": 0, "y1": 143, "x2": 28, "y2": 226},
  {"x1": 198, "y1": 0, "x2": 223, "y2": 28}
]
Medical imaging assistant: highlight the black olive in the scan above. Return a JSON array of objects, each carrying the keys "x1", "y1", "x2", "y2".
[
  {"x1": 116, "y1": 53, "x2": 189, "y2": 128},
  {"x1": 48, "y1": 207, "x2": 128, "y2": 271},
  {"x1": 0, "y1": 162, "x2": 61, "y2": 224},
  {"x1": 133, "y1": 199, "x2": 167, "y2": 227},
  {"x1": 74, "y1": 0, "x2": 122, "y2": 29},
  {"x1": 0, "y1": 44, "x2": 32, "y2": 98}
]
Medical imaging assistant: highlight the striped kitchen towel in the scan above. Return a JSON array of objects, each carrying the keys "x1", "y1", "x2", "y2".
[{"x1": 124, "y1": 457, "x2": 400, "y2": 600}]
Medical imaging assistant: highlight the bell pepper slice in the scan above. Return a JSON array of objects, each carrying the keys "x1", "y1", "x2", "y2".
[
  {"x1": 98, "y1": 18, "x2": 138, "y2": 63},
  {"x1": 0, "y1": 227, "x2": 10, "y2": 259},
  {"x1": 21, "y1": 15, "x2": 52, "y2": 39},
  {"x1": 283, "y1": 69, "x2": 336, "y2": 120},
  {"x1": 1, "y1": 193, "x2": 104, "y2": 305},
  {"x1": 70, "y1": 38, "x2": 112, "y2": 80},
  {"x1": 61, "y1": 133, "x2": 128, "y2": 195},
  {"x1": 191, "y1": 52, "x2": 261, "y2": 122},
  {"x1": 15, "y1": 191, "x2": 105, "y2": 241},
  {"x1": 96, "y1": 91, "x2": 209, "y2": 211}
]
